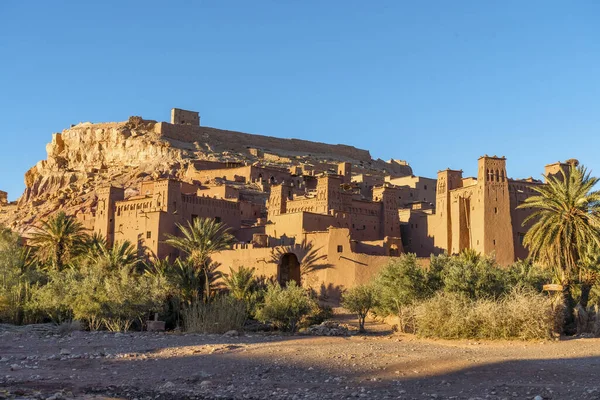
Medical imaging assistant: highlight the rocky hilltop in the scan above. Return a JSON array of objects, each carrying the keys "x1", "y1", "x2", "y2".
[{"x1": 0, "y1": 114, "x2": 413, "y2": 232}]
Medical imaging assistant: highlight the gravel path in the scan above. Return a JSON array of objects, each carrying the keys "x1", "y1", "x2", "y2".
[{"x1": 1, "y1": 325, "x2": 600, "y2": 400}]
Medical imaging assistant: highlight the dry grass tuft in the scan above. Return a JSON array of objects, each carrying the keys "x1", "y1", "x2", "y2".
[
  {"x1": 183, "y1": 296, "x2": 246, "y2": 334},
  {"x1": 415, "y1": 287, "x2": 561, "y2": 340},
  {"x1": 57, "y1": 320, "x2": 84, "y2": 335}
]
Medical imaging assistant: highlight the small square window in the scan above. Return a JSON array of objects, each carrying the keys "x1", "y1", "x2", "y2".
[
  {"x1": 146, "y1": 231, "x2": 152, "y2": 239},
  {"x1": 337, "y1": 245, "x2": 343, "y2": 253}
]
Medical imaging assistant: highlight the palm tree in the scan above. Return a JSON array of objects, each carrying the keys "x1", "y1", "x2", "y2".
[
  {"x1": 223, "y1": 266, "x2": 257, "y2": 301},
  {"x1": 170, "y1": 258, "x2": 208, "y2": 306},
  {"x1": 164, "y1": 217, "x2": 234, "y2": 301},
  {"x1": 519, "y1": 163, "x2": 600, "y2": 324},
  {"x1": 87, "y1": 240, "x2": 140, "y2": 272},
  {"x1": 458, "y1": 248, "x2": 481, "y2": 264},
  {"x1": 29, "y1": 211, "x2": 88, "y2": 270},
  {"x1": 578, "y1": 243, "x2": 600, "y2": 308},
  {"x1": 85, "y1": 232, "x2": 108, "y2": 255}
]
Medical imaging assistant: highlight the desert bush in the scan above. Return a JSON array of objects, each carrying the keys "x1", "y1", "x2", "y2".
[
  {"x1": 373, "y1": 254, "x2": 431, "y2": 332},
  {"x1": 431, "y1": 253, "x2": 551, "y2": 301},
  {"x1": 414, "y1": 287, "x2": 561, "y2": 340},
  {"x1": 0, "y1": 227, "x2": 39, "y2": 324},
  {"x1": 27, "y1": 269, "x2": 76, "y2": 323},
  {"x1": 255, "y1": 281, "x2": 316, "y2": 332},
  {"x1": 183, "y1": 295, "x2": 247, "y2": 333},
  {"x1": 57, "y1": 320, "x2": 83, "y2": 335},
  {"x1": 506, "y1": 260, "x2": 552, "y2": 292},
  {"x1": 342, "y1": 284, "x2": 378, "y2": 332},
  {"x1": 440, "y1": 253, "x2": 509, "y2": 299},
  {"x1": 301, "y1": 302, "x2": 333, "y2": 328},
  {"x1": 28, "y1": 259, "x2": 168, "y2": 331},
  {"x1": 100, "y1": 267, "x2": 168, "y2": 332}
]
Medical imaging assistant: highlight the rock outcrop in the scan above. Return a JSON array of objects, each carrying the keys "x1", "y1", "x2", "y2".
[{"x1": 0, "y1": 115, "x2": 413, "y2": 233}]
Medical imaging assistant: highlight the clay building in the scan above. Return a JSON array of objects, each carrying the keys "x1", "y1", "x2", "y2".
[
  {"x1": 186, "y1": 161, "x2": 295, "y2": 186},
  {"x1": 82, "y1": 108, "x2": 575, "y2": 291},
  {"x1": 171, "y1": 108, "x2": 200, "y2": 126},
  {"x1": 91, "y1": 153, "x2": 568, "y2": 293},
  {"x1": 94, "y1": 179, "x2": 244, "y2": 258},
  {"x1": 400, "y1": 156, "x2": 565, "y2": 265},
  {"x1": 385, "y1": 175, "x2": 437, "y2": 205}
]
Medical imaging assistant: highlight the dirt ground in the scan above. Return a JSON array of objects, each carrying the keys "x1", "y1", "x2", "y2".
[{"x1": 2, "y1": 317, "x2": 600, "y2": 400}]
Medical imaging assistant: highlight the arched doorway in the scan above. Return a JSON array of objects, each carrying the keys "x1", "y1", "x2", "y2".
[{"x1": 278, "y1": 253, "x2": 301, "y2": 286}]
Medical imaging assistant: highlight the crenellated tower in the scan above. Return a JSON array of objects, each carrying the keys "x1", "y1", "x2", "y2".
[
  {"x1": 477, "y1": 156, "x2": 514, "y2": 264},
  {"x1": 373, "y1": 185, "x2": 402, "y2": 238},
  {"x1": 267, "y1": 182, "x2": 292, "y2": 219},
  {"x1": 94, "y1": 186, "x2": 125, "y2": 246},
  {"x1": 434, "y1": 169, "x2": 463, "y2": 252}
]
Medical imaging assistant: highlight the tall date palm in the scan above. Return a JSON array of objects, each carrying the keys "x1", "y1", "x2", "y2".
[
  {"x1": 165, "y1": 217, "x2": 234, "y2": 301},
  {"x1": 29, "y1": 211, "x2": 87, "y2": 270},
  {"x1": 519, "y1": 163, "x2": 600, "y2": 329},
  {"x1": 520, "y1": 164, "x2": 600, "y2": 285}
]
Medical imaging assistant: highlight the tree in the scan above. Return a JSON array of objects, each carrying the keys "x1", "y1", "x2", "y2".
[
  {"x1": 169, "y1": 258, "x2": 207, "y2": 307},
  {"x1": 29, "y1": 211, "x2": 87, "y2": 270},
  {"x1": 255, "y1": 281, "x2": 315, "y2": 332},
  {"x1": 165, "y1": 217, "x2": 234, "y2": 301},
  {"x1": 223, "y1": 266, "x2": 268, "y2": 317},
  {"x1": 86, "y1": 239, "x2": 140, "y2": 272},
  {"x1": 519, "y1": 163, "x2": 600, "y2": 328},
  {"x1": 577, "y1": 243, "x2": 600, "y2": 308},
  {"x1": 0, "y1": 227, "x2": 38, "y2": 324},
  {"x1": 342, "y1": 284, "x2": 378, "y2": 333},
  {"x1": 223, "y1": 266, "x2": 257, "y2": 302},
  {"x1": 373, "y1": 254, "x2": 431, "y2": 332},
  {"x1": 442, "y1": 252, "x2": 508, "y2": 300}
]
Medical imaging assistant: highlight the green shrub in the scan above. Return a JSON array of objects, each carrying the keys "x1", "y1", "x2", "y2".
[
  {"x1": 342, "y1": 284, "x2": 378, "y2": 332},
  {"x1": 255, "y1": 281, "x2": 316, "y2": 332},
  {"x1": 440, "y1": 253, "x2": 509, "y2": 299},
  {"x1": 183, "y1": 295, "x2": 247, "y2": 334},
  {"x1": 0, "y1": 227, "x2": 39, "y2": 324},
  {"x1": 302, "y1": 302, "x2": 333, "y2": 328},
  {"x1": 27, "y1": 269, "x2": 76, "y2": 324},
  {"x1": 28, "y1": 261, "x2": 168, "y2": 331},
  {"x1": 100, "y1": 267, "x2": 168, "y2": 332},
  {"x1": 373, "y1": 254, "x2": 431, "y2": 331},
  {"x1": 414, "y1": 288, "x2": 561, "y2": 340},
  {"x1": 506, "y1": 260, "x2": 552, "y2": 292},
  {"x1": 431, "y1": 253, "x2": 551, "y2": 301}
]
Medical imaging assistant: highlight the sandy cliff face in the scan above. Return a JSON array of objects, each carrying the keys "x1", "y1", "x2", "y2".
[
  {"x1": 5, "y1": 117, "x2": 192, "y2": 231},
  {"x1": 0, "y1": 116, "x2": 412, "y2": 233}
]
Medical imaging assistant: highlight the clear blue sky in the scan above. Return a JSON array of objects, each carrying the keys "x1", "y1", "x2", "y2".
[{"x1": 1, "y1": 1, "x2": 599, "y2": 201}]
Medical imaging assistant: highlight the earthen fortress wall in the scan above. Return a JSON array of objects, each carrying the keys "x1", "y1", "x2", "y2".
[{"x1": 154, "y1": 122, "x2": 372, "y2": 162}]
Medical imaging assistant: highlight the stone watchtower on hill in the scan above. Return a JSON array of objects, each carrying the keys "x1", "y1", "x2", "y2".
[{"x1": 170, "y1": 108, "x2": 200, "y2": 126}]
